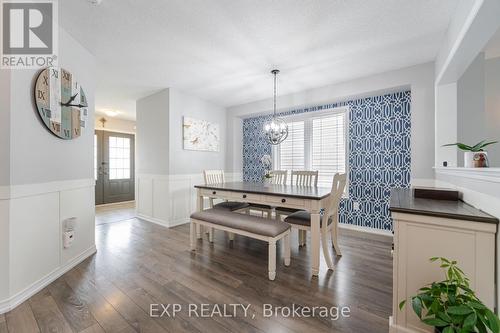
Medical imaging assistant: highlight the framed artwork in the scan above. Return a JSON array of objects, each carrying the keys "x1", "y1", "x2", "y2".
[{"x1": 183, "y1": 116, "x2": 220, "y2": 152}]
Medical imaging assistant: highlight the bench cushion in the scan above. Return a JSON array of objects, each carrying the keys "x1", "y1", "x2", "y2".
[
  {"x1": 214, "y1": 201, "x2": 250, "y2": 211},
  {"x1": 191, "y1": 209, "x2": 290, "y2": 237},
  {"x1": 284, "y1": 210, "x2": 332, "y2": 227}
]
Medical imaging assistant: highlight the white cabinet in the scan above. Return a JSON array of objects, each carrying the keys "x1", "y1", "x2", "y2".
[{"x1": 389, "y1": 190, "x2": 497, "y2": 333}]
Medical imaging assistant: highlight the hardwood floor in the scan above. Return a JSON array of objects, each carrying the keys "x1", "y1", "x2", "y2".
[
  {"x1": 95, "y1": 202, "x2": 136, "y2": 226},
  {"x1": 3, "y1": 212, "x2": 393, "y2": 333}
]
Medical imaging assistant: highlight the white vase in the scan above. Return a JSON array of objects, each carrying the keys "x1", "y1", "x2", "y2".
[{"x1": 464, "y1": 151, "x2": 475, "y2": 168}]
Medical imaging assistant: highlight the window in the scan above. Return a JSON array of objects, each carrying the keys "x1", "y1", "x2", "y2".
[
  {"x1": 277, "y1": 121, "x2": 305, "y2": 171},
  {"x1": 109, "y1": 136, "x2": 131, "y2": 180},
  {"x1": 275, "y1": 107, "x2": 348, "y2": 188}
]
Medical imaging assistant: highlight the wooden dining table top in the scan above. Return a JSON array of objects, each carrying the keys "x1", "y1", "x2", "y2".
[{"x1": 194, "y1": 181, "x2": 332, "y2": 200}]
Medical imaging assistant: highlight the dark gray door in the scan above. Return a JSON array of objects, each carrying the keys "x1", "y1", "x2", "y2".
[
  {"x1": 95, "y1": 131, "x2": 135, "y2": 205},
  {"x1": 95, "y1": 131, "x2": 104, "y2": 205}
]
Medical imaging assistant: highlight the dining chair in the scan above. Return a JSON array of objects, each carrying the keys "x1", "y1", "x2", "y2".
[
  {"x1": 290, "y1": 170, "x2": 318, "y2": 186},
  {"x1": 276, "y1": 170, "x2": 319, "y2": 244},
  {"x1": 249, "y1": 170, "x2": 288, "y2": 218},
  {"x1": 284, "y1": 173, "x2": 347, "y2": 269}
]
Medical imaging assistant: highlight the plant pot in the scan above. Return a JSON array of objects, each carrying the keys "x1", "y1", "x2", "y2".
[
  {"x1": 464, "y1": 151, "x2": 475, "y2": 168},
  {"x1": 464, "y1": 151, "x2": 489, "y2": 168}
]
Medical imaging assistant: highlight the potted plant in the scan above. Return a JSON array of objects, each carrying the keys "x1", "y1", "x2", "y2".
[
  {"x1": 261, "y1": 154, "x2": 273, "y2": 183},
  {"x1": 443, "y1": 140, "x2": 497, "y2": 168},
  {"x1": 400, "y1": 257, "x2": 499, "y2": 333}
]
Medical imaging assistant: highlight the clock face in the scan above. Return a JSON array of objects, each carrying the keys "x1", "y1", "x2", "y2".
[{"x1": 34, "y1": 67, "x2": 88, "y2": 140}]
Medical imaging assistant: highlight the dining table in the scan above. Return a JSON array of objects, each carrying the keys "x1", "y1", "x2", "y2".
[{"x1": 194, "y1": 181, "x2": 333, "y2": 276}]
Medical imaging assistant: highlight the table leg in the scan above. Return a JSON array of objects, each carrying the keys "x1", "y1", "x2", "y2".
[
  {"x1": 196, "y1": 191, "x2": 203, "y2": 239},
  {"x1": 310, "y1": 211, "x2": 321, "y2": 276}
]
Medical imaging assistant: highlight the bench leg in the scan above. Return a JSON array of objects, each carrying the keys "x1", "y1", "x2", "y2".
[
  {"x1": 228, "y1": 232, "x2": 235, "y2": 241},
  {"x1": 284, "y1": 233, "x2": 291, "y2": 266},
  {"x1": 208, "y1": 227, "x2": 214, "y2": 243},
  {"x1": 190, "y1": 221, "x2": 197, "y2": 251},
  {"x1": 268, "y1": 240, "x2": 276, "y2": 280}
]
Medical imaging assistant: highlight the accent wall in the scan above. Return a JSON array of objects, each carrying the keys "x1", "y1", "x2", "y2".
[{"x1": 242, "y1": 91, "x2": 411, "y2": 231}]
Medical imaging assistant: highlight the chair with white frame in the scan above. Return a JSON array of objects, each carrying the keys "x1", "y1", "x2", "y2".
[
  {"x1": 276, "y1": 170, "x2": 319, "y2": 245},
  {"x1": 284, "y1": 173, "x2": 347, "y2": 269}
]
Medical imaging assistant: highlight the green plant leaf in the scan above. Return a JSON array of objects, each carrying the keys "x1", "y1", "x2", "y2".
[
  {"x1": 485, "y1": 309, "x2": 500, "y2": 333},
  {"x1": 422, "y1": 318, "x2": 449, "y2": 327},
  {"x1": 399, "y1": 300, "x2": 406, "y2": 310},
  {"x1": 447, "y1": 305, "x2": 473, "y2": 315},
  {"x1": 437, "y1": 311, "x2": 452, "y2": 323},
  {"x1": 467, "y1": 301, "x2": 486, "y2": 310},
  {"x1": 476, "y1": 317, "x2": 488, "y2": 333},
  {"x1": 442, "y1": 143, "x2": 473, "y2": 151},
  {"x1": 463, "y1": 312, "x2": 477, "y2": 329},
  {"x1": 471, "y1": 140, "x2": 486, "y2": 151},
  {"x1": 442, "y1": 327, "x2": 454, "y2": 333},
  {"x1": 412, "y1": 297, "x2": 423, "y2": 318}
]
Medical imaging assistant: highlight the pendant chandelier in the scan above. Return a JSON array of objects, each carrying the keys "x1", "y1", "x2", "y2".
[{"x1": 264, "y1": 69, "x2": 288, "y2": 145}]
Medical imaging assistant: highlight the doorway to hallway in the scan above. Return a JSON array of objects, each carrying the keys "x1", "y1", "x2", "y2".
[{"x1": 95, "y1": 130, "x2": 135, "y2": 205}]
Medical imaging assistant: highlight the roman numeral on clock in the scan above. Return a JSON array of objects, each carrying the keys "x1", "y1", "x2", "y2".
[{"x1": 37, "y1": 90, "x2": 46, "y2": 100}]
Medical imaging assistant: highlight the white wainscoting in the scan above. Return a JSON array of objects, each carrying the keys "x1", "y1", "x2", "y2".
[
  {"x1": 0, "y1": 179, "x2": 96, "y2": 314},
  {"x1": 136, "y1": 172, "x2": 243, "y2": 228}
]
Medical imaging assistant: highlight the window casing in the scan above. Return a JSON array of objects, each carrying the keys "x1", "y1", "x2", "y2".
[{"x1": 274, "y1": 107, "x2": 349, "y2": 188}]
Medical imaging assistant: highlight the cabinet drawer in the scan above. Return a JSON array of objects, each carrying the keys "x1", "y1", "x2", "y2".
[
  {"x1": 200, "y1": 189, "x2": 232, "y2": 199},
  {"x1": 235, "y1": 192, "x2": 262, "y2": 203},
  {"x1": 265, "y1": 195, "x2": 305, "y2": 208}
]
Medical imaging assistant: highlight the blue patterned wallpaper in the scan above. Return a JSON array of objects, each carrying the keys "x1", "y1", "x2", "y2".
[{"x1": 242, "y1": 91, "x2": 411, "y2": 231}]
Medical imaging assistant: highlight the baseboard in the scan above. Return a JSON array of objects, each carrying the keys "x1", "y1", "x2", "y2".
[
  {"x1": 136, "y1": 213, "x2": 169, "y2": 227},
  {"x1": 136, "y1": 213, "x2": 188, "y2": 228},
  {"x1": 338, "y1": 223, "x2": 393, "y2": 240},
  {"x1": 0, "y1": 245, "x2": 97, "y2": 314},
  {"x1": 96, "y1": 200, "x2": 135, "y2": 208},
  {"x1": 169, "y1": 218, "x2": 190, "y2": 228}
]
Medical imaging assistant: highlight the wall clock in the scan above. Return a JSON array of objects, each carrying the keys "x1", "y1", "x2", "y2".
[{"x1": 34, "y1": 67, "x2": 88, "y2": 140}]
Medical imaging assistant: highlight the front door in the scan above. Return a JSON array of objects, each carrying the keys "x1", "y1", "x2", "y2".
[{"x1": 95, "y1": 131, "x2": 135, "y2": 205}]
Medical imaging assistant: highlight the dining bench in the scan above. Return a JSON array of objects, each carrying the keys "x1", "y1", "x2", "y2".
[{"x1": 190, "y1": 209, "x2": 291, "y2": 280}]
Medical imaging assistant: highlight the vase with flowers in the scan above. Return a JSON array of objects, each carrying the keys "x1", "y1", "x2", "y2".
[{"x1": 261, "y1": 154, "x2": 273, "y2": 183}]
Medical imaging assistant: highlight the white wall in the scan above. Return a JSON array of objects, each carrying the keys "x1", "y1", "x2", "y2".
[
  {"x1": 136, "y1": 89, "x2": 170, "y2": 175},
  {"x1": 457, "y1": 53, "x2": 486, "y2": 166},
  {"x1": 94, "y1": 117, "x2": 136, "y2": 134},
  {"x1": 485, "y1": 56, "x2": 500, "y2": 166},
  {"x1": 169, "y1": 88, "x2": 227, "y2": 174},
  {"x1": 0, "y1": 70, "x2": 10, "y2": 187},
  {"x1": 0, "y1": 28, "x2": 96, "y2": 314},
  {"x1": 136, "y1": 88, "x2": 233, "y2": 228},
  {"x1": 435, "y1": 83, "x2": 458, "y2": 167},
  {"x1": 227, "y1": 62, "x2": 436, "y2": 182}
]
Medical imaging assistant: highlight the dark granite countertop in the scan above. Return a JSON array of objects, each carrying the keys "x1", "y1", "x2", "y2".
[{"x1": 389, "y1": 188, "x2": 498, "y2": 224}]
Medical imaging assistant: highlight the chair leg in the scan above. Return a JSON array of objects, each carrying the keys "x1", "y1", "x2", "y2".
[
  {"x1": 298, "y1": 229, "x2": 302, "y2": 247},
  {"x1": 284, "y1": 233, "x2": 291, "y2": 266},
  {"x1": 190, "y1": 221, "x2": 196, "y2": 251},
  {"x1": 302, "y1": 230, "x2": 307, "y2": 246},
  {"x1": 208, "y1": 227, "x2": 214, "y2": 243},
  {"x1": 321, "y1": 228, "x2": 334, "y2": 270},
  {"x1": 268, "y1": 240, "x2": 276, "y2": 280},
  {"x1": 331, "y1": 224, "x2": 342, "y2": 256}
]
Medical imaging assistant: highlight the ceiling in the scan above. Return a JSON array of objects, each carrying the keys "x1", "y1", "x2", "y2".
[{"x1": 60, "y1": 0, "x2": 458, "y2": 120}]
